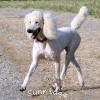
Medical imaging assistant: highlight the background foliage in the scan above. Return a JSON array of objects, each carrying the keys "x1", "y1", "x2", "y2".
[{"x1": 0, "y1": 0, "x2": 100, "y2": 18}]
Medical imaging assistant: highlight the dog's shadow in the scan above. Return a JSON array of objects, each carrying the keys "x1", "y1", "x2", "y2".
[{"x1": 62, "y1": 85, "x2": 100, "y2": 92}]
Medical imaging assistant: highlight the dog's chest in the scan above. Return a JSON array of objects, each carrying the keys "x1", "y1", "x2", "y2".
[
  {"x1": 40, "y1": 46, "x2": 56, "y2": 60},
  {"x1": 44, "y1": 49, "x2": 55, "y2": 60}
]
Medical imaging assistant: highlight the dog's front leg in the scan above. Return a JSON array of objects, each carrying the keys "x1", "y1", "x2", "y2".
[
  {"x1": 20, "y1": 53, "x2": 39, "y2": 92},
  {"x1": 53, "y1": 60, "x2": 61, "y2": 92}
]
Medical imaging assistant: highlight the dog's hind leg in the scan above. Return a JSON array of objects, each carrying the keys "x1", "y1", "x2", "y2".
[{"x1": 71, "y1": 55, "x2": 84, "y2": 87}]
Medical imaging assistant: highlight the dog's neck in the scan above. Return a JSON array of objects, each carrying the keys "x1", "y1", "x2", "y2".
[{"x1": 36, "y1": 29, "x2": 47, "y2": 43}]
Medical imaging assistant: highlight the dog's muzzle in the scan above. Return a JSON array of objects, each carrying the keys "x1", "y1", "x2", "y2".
[{"x1": 27, "y1": 28, "x2": 41, "y2": 39}]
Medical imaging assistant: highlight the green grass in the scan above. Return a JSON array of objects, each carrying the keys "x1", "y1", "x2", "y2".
[{"x1": 0, "y1": 0, "x2": 100, "y2": 18}]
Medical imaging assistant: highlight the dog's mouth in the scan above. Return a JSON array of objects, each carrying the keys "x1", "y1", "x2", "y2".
[
  {"x1": 27, "y1": 28, "x2": 41, "y2": 39},
  {"x1": 31, "y1": 28, "x2": 41, "y2": 39}
]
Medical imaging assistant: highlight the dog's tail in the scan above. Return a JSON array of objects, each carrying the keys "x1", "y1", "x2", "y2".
[{"x1": 70, "y1": 6, "x2": 88, "y2": 30}]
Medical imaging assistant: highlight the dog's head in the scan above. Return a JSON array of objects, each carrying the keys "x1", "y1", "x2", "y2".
[{"x1": 24, "y1": 11, "x2": 58, "y2": 41}]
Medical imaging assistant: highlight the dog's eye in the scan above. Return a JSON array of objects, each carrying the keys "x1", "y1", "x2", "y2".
[
  {"x1": 35, "y1": 21, "x2": 38, "y2": 24},
  {"x1": 29, "y1": 22, "x2": 31, "y2": 24}
]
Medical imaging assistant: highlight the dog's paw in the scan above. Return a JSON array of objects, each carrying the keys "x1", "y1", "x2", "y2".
[
  {"x1": 20, "y1": 86, "x2": 26, "y2": 92},
  {"x1": 52, "y1": 84, "x2": 62, "y2": 93},
  {"x1": 80, "y1": 81, "x2": 85, "y2": 87},
  {"x1": 54, "y1": 87, "x2": 61, "y2": 93},
  {"x1": 51, "y1": 84, "x2": 56, "y2": 90}
]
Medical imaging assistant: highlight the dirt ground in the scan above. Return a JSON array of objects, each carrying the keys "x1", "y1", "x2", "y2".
[{"x1": 0, "y1": 9, "x2": 100, "y2": 100}]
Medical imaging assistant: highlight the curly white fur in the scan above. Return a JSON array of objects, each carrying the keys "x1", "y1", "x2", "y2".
[
  {"x1": 43, "y1": 12, "x2": 59, "y2": 40},
  {"x1": 20, "y1": 6, "x2": 88, "y2": 92},
  {"x1": 71, "y1": 6, "x2": 88, "y2": 29},
  {"x1": 24, "y1": 11, "x2": 58, "y2": 40}
]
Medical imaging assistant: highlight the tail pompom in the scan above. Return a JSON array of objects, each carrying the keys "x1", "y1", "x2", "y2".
[{"x1": 70, "y1": 6, "x2": 88, "y2": 29}]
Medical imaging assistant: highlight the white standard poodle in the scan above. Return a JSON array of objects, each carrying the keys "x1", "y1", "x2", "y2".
[{"x1": 20, "y1": 6, "x2": 88, "y2": 92}]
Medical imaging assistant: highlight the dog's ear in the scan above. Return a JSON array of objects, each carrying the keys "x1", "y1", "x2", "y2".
[{"x1": 43, "y1": 13, "x2": 59, "y2": 40}]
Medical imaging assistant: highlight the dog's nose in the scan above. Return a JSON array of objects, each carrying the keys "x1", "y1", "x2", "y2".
[{"x1": 27, "y1": 29, "x2": 33, "y2": 33}]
